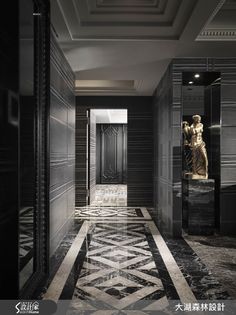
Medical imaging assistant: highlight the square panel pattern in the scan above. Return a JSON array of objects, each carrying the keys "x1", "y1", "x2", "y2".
[{"x1": 56, "y1": 0, "x2": 197, "y2": 40}]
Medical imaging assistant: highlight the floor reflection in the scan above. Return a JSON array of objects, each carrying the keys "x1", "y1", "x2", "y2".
[{"x1": 92, "y1": 185, "x2": 127, "y2": 206}]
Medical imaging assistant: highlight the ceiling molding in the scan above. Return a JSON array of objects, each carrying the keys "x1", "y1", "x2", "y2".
[
  {"x1": 75, "y1": 79, "x2": 139, "y2": 95},
  {"x1": 75, "y1": 89, "x2": 139, "y2": 96},
  {"x1": 50, "y1": 0, "x2": 236, "y2": 96},
  {"x1": 96, "y1": 0, "x2": 159, "y2": 8},
  {"x1": 196, "y1": 0, "x2": 236, "y2": 41},
  {"x1": 55, "y1": 0, "x2": 196, "y2": 40},
  {"x1": 197, "y1": 29, "x2": 236, "y2": 41}
]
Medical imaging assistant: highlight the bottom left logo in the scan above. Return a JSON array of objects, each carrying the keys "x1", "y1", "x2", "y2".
[{"x1": 15, "y1": 301, "x2": 39, "y2": 314}]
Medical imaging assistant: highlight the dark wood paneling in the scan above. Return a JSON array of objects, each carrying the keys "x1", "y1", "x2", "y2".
[
  {"x1": 75, "y1": 97, "x2": 153, "y2": 207},
  {"x1": 97, "y1": 124, "x2": 127, "y2": 184},
  {"x1": 50, "y1": 33, "x2": 75, "y2": 256}
]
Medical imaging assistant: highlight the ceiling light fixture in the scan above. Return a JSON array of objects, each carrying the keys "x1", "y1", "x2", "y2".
[
  {"x1": 194, "y1": 74, "x2": 200, "y2": 78},
  {"x1": 189, "y1": 81, "x2": 194, "y2": 85}
]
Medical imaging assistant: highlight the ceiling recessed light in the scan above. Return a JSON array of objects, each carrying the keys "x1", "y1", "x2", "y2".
[
  {"x1": 194, "y1": 74, "x2": 200, "y2": 78},
  {"x1": 189, "y1": 81, "x2": 194, "y2": 84}
]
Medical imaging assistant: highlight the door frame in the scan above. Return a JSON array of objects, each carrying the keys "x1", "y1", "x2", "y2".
[{"x1": 87, "y1": 108, "x2": 128, "y2": 205}]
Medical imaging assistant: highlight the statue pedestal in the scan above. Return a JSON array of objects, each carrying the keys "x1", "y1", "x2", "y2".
[{"x1": 183, "y1": 179, "x2": 215, "y2": 235}]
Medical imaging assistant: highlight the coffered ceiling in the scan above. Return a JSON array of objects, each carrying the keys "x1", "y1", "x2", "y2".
[
  {"x1": 53, "y1": 0, "x2": 197, "y2": 40},
  {"x1": 51, "y1": 0, "x2": 236, "y2": 95}
]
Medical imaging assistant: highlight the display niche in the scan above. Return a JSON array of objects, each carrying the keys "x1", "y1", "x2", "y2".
[{"x1": 182, "y1": 72, "x2": 221, "y2": 235}]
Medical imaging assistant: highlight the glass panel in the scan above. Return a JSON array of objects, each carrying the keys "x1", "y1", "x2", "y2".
[
  {"x1": 19, "y1": 0, "x2": 35, "y2": 289},
  {"x1": 181, "y1": 72, "x2": 221, "y2": 231},
  {"x1": 182, "y1": 72, "x2": 221, "y2": 181}
]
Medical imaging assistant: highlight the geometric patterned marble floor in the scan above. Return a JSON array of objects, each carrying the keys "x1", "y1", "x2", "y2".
[
  {"x1": 74, "y1": 207, "x2": 151, "y2": 220},
  {"x1": 70, "y1": 222, "x2": 169, "y2": 312},
  {"x1": 42, "y1": 200, "x2": 231, "y2": 314},
  {"x1": 91, "y1": 185, "x2": 127, "y2": 207},
  {"x1": 43, "y1": 206, "x2": 200, "y2": 314}
]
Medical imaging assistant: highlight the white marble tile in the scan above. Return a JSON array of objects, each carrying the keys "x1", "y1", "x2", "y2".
[
  {"x1": 137, "y1": 261, "x2": 156, "y2": 270},
  {"x1": 147, "y1": 221, "x2": 197, "y2": 304}
]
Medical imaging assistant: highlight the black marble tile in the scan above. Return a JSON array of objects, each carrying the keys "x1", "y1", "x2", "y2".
[
  {"x1": 164, "y1": 237, "x2": 231, "y2": 300},
  {"x1": 145, "y1": 228, "x2": 180, "y2": 300},
  {"x1": 183, "y1": 179, "x2": 215, "y2": 235}
]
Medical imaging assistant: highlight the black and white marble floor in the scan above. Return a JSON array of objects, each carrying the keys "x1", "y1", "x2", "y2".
[
  {"x1": 40, "y1": 203, "x2": 233, "y2": 314},
  {"x1": 91, "y1": 185, "x2": 127, "y2": 207}
]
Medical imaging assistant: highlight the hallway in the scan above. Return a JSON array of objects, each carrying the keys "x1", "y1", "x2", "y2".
[
  {"x1": 2, "y1": 0, "x2": 236, "y2": 308},
  {"x1": 42, "y1": 200, "x2": 230, "y2": 313}
]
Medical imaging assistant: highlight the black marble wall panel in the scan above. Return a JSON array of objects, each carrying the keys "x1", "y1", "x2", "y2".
[
  {"x1": 154, "y1": 58, "x2": 236, "y2": 236},
  {"x1": 153, "y1": 64, "x2": 182, "y2": 237},
  {"x1": 89, "y1": 110, "x2": 96, "y2": 204},
  {"x1": 183, "y1": 179, "x2": 215, "y2": 235},
  {"x1": 50, "y1": 34, "x2": 75, "y2": 256},
  {"x1": 0, "y1": 2, "x2": 19, "y2": 298},
  {"x1": 75, "y1": 97, "x2": 153, "y2": 207}
]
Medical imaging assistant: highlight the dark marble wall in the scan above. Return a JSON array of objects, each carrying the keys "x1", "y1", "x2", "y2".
[
  {"x1": 0, "y1": 1, "x2": 19, "y2": 298},
  {"x1": 153, "y1": 64, "x2": 182, "y2": 237},
  {"x1": 76, "y1": 96, "x2": 153, "y2": 207},
  {"x1": 183, "y1": 179, "x2": 215, "y2": 235},
  {"x1": 154, "y1": 58, "x2": 236, "y2": 236},
  {"x1": 50, "y1": 34, "x2": 75, "y2": 256}
]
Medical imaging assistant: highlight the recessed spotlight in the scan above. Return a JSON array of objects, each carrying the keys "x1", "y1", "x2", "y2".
[
  {"x1": 194, "y1": 74, "x2": 200, "y2": 78},
  {"x1": 189, "y1": 81, "x2": 194, "y2": 85}
]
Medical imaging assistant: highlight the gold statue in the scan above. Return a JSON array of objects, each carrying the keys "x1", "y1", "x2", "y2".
[{"x1": 182, "y1": 115, "x2": 208, "y2": 179}]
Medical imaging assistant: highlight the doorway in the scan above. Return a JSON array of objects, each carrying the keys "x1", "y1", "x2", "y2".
[{"x1": 88, "y1": 109, "x2": 127, "y2": 206}]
